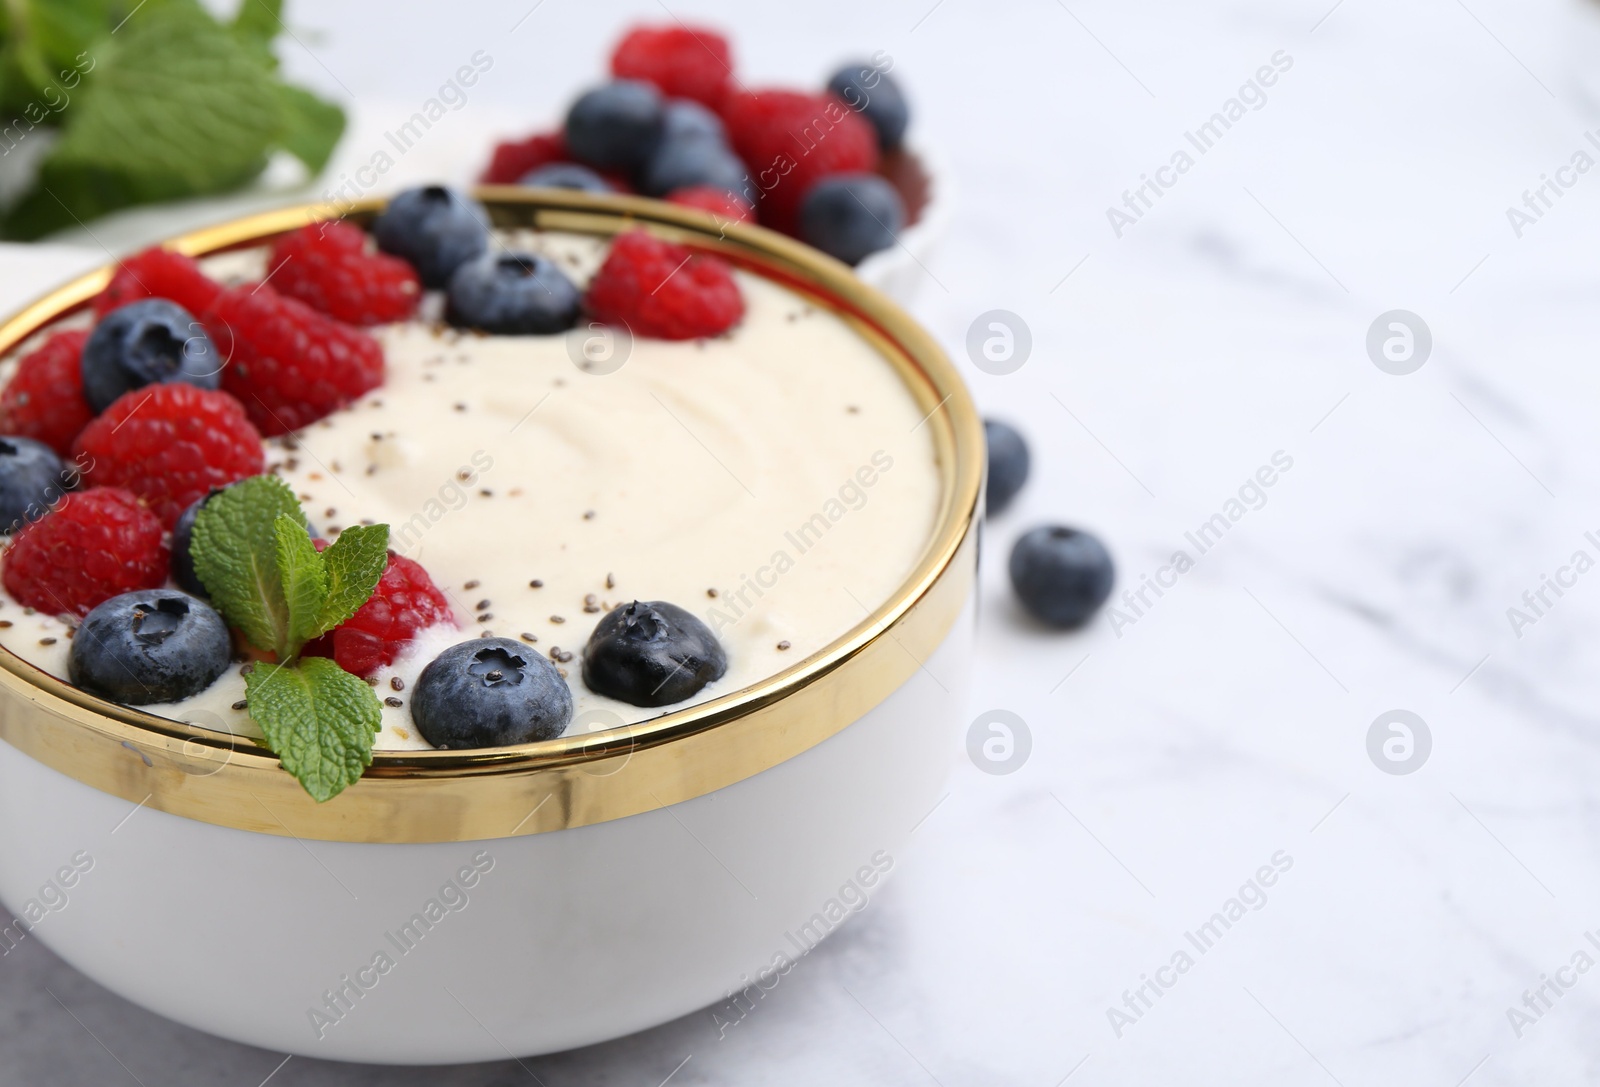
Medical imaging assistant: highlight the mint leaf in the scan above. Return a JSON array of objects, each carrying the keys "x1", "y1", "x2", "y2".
[
  {"x1": 0, "y1": 1, "x2": 346, "y2": 239},
  {"x1": 246, "y1": 658, "x2": 381, "y2": 803},
  {"x1": 275, "y1": 82, "x2": 344, "y2": 174},
  {"x1": 315, "y1": 524, "x2": 388, "y2": 636},
  {"x1": 274, "y1": 513, "x2": 328, "y2": 654},
  {"x1": 229, "y1": 0, "x2": 283, "y2": 68},
  {"x1": 3, "y1": 3, "x2": 280, "y2": 238},
  {"x1": 190, "y1": 474, "x2": 303, "y2": 657}
]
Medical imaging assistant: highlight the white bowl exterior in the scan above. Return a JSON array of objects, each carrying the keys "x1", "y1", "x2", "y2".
[{"x1": 0, "y1": 599, "x2": 972, "y2": 1063}]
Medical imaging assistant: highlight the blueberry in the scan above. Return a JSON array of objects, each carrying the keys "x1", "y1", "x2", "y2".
[
  {"x1": 172, "y1": 484, "x2": 312, "y2": 597},
  {"x1": 662, "y1": 99, "x2": 726, "y2": 144},
  {"x1": 582, "y1": 600, "x2": 727, "y2": 707},
  {"x1": 984, "y1": 419, "x2": 1030, "y2": 516},
  {"x1": 0, "y1": 437, "x2": 71, "y2": 535},
  {"x1": 519, "y1": 163, "x2": 613, "y2": 192},
  {"x1": 1008, "y1": 526, "x2": 1115, "y2": 629},
  {"x1": 798, "y1": 173, "x2": 905, "y2": 266},
  {"x1": 445, "y1": 252, "x2": 582, "y2": 336},
  {"x1": 69, "y1": 590, "x2": 231, "y2": 705},
  {"x1": 372, "y1": 186, "x2": 489, "y2": 289},
  {"x1": 80, "y1": 298, "x2": 218, "y2": 412},
  {"x1": 827, "y1": 63, "x2": 911, "y2": 151},
  {"x1": 565, "y1": 80, "x2": 665, "y2": 173},
  {"x1": 412, "y1": 637, "x2": 574, "y2": 748},
  {"x1": 641, "y1": 138, "x2": 754, "y2": 202}
]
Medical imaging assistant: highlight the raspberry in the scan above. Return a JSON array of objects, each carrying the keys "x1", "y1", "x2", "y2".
[
  {"x1": 304, "y1": 547, "x2": 454, "y2": 677},
  {"x1": 204, "y1": 284, "x2": 384, "y2": 436},
  {"x1": 74, "y1": 384, "x2": 264, "y2": 529},
  {"x1": 666, "y1": 186, "x2": 754, "y2": 223},
  {"x1": 585, "y1": 229, "x2": 744, "y2": 340},
  {"x1": 0, "y1": 330, "x2": 94, "y2": 456},
  {"x1": 611, "y1": 24, "x2": 734, "y2": 109},
  {"x1": 721, "y1": 90, "x2": 879, "y2": 234},
  {"x1": 481, "y1": 130, "x2": 569, "y2": 184},
  {"x1": 94, "y1": 247, "x2": 222, "y2": 319},
  {"x1": 2, "y1": 487, "x2": 167, "y2": 618},
  {"x1": 268, "y1": 222, "x2": 421, "y2": 326}
]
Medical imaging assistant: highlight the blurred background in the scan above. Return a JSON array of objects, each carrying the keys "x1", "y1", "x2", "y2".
[{"x1": 6, "y1": 0, "x2": 1600, "y2": 1083}]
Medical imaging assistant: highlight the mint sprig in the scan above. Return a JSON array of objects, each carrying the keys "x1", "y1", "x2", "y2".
[
  {"x1": 191, "y1": 475, "x2": 391, "y2": 803},
  {"x1": 0, "y1": 1, "x2": 346, "y2": 239}
]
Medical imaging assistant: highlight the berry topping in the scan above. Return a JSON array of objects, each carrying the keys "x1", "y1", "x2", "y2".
[
  {"x1": 564, "y1": 80, "x2": 665, "y2": 173},
  {"x1": 610, "y1": 24, "x2": 733, "y2": 109},
  {"x1": 267, "y1": 221, "x2": 422, "y2": 326},
  {"x1": 519, "y1": 163, "x2": 614, "y2": 192},
  {"x1": 205, "y1": 284, "x2": 385, "y2": 436},
  {"x1": 0, "y1": 329, "x2": 94, "y2": 456},
  {"x1": 446, "y1": 252, "x2": 582, "y2": 335},
  {"x1": 984, "y1": 419, "x2": 1030, "y2": 516},
  {"x1": 585, "y1": 229, "x2": 743, "y2": 340},
  {"x1": 80, "y1": 298, "x2": 220, "y2": 413},
  {"x1": 721, "y1": 90, "x2": 879, "y2": 233},
  {"x1": 2, "y1": 487, "x2": 167, "y2": 618},
  {"x1": 303, "y1": 548, "x2": 454, "y2": 678},
  {"x1": 1008, "y1": 526, "x2": 1115, "y2": 629},
  {"x1": 481, "y1": 130, "x2": 569, "y2": 184},
  {"x1": 69, "y1": 589, "x2": 231, "y2": 705},
  {"x1": 0, "y1": 437, "x2": 71, "y2": 535},
  {"x1": 73, "y1": 383, "x2": 264, "y2": 529},
  {"x1": 94, "y1": 247, "x2": 223, "y2": 320},
  {"x1": 799, "y1": 173, "x2": 905, "y2": 266},
  {"x1": 666, "y1": 186, "x2": 754, "y2": 222},
  {"x1": 640, "y1": 133, "x2": 752, "y2": 202},
  {"x1": 371, "y1": 186, "x2": 489, "y2": 289},
  {"x1": 581, "y1": 600, "x2": 727, "y2": 707},
  {"x1": 661, "y1": 99, "x2": 727, "y2": 143},
  {"x1": 827, "y1": 62, "x2": 911, "y2": 151},
  {"x1": 412, "y1": 637, "x2": 574, "y2": 748},
  {"x1": 169, "y1": 489, "x2": 219, "y2": 596}
]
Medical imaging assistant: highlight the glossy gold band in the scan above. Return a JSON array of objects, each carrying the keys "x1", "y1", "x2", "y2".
[{"x1": 0, "y1": 190, "x2": 982, "y2": 843}]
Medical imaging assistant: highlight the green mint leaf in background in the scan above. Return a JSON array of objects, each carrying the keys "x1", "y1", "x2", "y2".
[
  {"x1": 229, "y1": 0, "x2": 283, "y2": 70},
  {"x1": 275, "y1": 82, "x2": 345, "y2": 175},
  {"x1": 0, "y1": 0, "x2": 115, "y2": 121},
  {"x1": 190, "y1": 474, "x2": 303, "y2": 658},
  {"x1": 315, "y1": 523, "x2": 388, "y2": 637},
  {"x1": 3, "y1": 2, "x2": 279, "y2": 239},
  {"x1": 0, "y1": 0, "x2": 345, "y2": 239},
  {"x1": 246, "y1": 658, "x2": 381, "y2": 803},
  {"x1": 274, "y1": 513, "x2": 328, "y2": 656}
]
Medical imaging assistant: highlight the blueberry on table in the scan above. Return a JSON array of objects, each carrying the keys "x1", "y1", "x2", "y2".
[
  {"x1": 565, "y1": 80, "x2": 665, "y2": 173},
  {"x1": 372, "y1": 186, "x2": 489, "y2": 289},
  {"x1": 519, "y1": 163, "x2": 614, "y2": 192},
  {"x1": 69, "y1": 590, "x2": 232, "y2": 705},
  {"x1": 983, "y1": 419, "x2": 1030, "y2": 516},
  {"x1": 827, "y1": 63, "x2": 911, "y2": 151},
  {"x1": 799, "y1": 174, "x2": 905, "y2": 266},
  {"x1": 80, "y1": 298, "x2": 219, "y2": 412},
  {"x1": 1008, "y1": 526, "x2": 1114, "y2": 629},
  {"x1": 0, "y1": 436, "x2": 71, "y2": 535},
  {"x1": 582, "y1": 600, "x2": 727, "y2": 707},
  {"x1": 446, "y1": 252, "x2": 582, "y2": 336},
  {"x1": 412, "y1": 637, "x2": 574, "y2": 748}
]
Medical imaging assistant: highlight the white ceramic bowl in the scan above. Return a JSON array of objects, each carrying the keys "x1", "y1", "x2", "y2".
[{"x1": 0, "y1": 191, "x2": 981, "y2": 1064}]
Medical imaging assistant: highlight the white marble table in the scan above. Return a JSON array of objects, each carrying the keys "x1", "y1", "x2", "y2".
[{"x1": 4, "y1": 0, "x2": 1600, "y2": 1082}]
